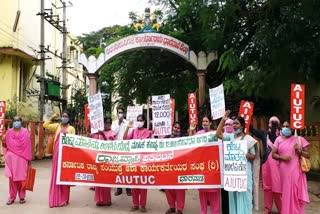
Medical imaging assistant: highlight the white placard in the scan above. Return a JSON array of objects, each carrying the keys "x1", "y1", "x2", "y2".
[
  {"x1": 126, "y1": 106, "x2": 143, "y2": 128},
  {"x1": 88, "y1": 93, "x2": 104, "y2": 133},
  {"x1": 209, "y1": 84, "x2": 225, "y2": 120},
  {"x1": 152, "y1": 94, "x2": 172, "y2": 136},
  {"x1": 223, "y1": 140, "x2": 247, "y2": 192}
]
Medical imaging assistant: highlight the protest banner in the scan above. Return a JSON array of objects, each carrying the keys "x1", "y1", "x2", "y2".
[
  {"x1": 290, "y1": 84, "x2": 305, "y2": 130},
  {"x1": 88, "y1": 93, "x2": 104, "y2": 133},
  {"x1": 84, "y1": 104, "x2": 90, "y2": 131},
  {"x1": 188, "y1": 93, "x2": 198, "y2": 125},
  {"x1": 170, "y1": 98, "x2": 175, "y2": 125},
  {"x1": 0, "y1": 101, "x2": 5, "y2": 136},
  {"x1": 57, "y1": 132, "x2": 222, "y2": 189},
  {"x1": 152, "y1": 94, "x2": 172, "y2": 136},
  {"x1": 223, "y1": 140, "x2": 247, "y2": 192},
  {"x1": 209, "y1": 84, "x2": 225, "y2": 120},
  {"x1": 238, "y1": 101, "x2": 254, "y2": 134},
  {"x1": 127, "y1": 106, "x2": 143, "y2": 128}
]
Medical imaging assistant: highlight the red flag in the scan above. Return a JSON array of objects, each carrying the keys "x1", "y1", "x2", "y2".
[
  {"x1": 84, "y1": 104, "x2": 90, "y2": 130},
  {"x1": 188, "y1": 93, "x2": 198, "y2": 125},
  {"x1": 170, "y1": 99, "x2": 175, "y2": 125},
  {"x1": 238, "y1": 100, "x2": 254, "y2": 134},
  {"x1": 290, "y1": 84, "x2": 305, "y2": 130},
  {"x1": 0, "y1": 101, "x2": 6, "y2": 136}
]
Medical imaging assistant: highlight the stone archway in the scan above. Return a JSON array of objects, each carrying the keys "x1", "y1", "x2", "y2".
[{"x1": 78, "y1": 32, "x2": 217, "y2": 107}]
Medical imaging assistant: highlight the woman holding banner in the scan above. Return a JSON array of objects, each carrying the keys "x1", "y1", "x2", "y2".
[
  {"x1": 90, "y1": 116, "x2": 116, "y2": 206},
  {"x1": 189, "y1": 115, "x2": 221, "y2": 214},
  {"x1": 2, "y1": 115, "x2": 32, "y2": 205},
  {"x1": 250, "y1": 116, "x2": 282, "y2": 213},
  {"x1": 124, "y1": 114, "x2": 151, "y2": 212},
  {"x1": 216, "y1": 111, "x2": 257, "y2": 214},
  {"x1": 272, "y1": 121, "x2": 310, "y2": 214},
  {"x1": 44, "y1": 111, "x2": 75, "y2": 208},
  {"x1": 164, "y1": 122, "x2": 186, "y2": 214}
]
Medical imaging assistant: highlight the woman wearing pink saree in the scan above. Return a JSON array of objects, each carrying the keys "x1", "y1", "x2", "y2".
[
  {"x1": 90, "y1": 116, "x2": 116, "y2": 206},
  {"x1": 43, "y1": 111, "x2": 75, "y2": 208},
  {"x1": 124, "y1": 114, "x2": 151, "y2": 212},
  {"x1": 2, "y1": 116, "x2": 32, "y2": 205},
  {"x1": 272, "y1": 121, "x2": 310, "y2": 214}
]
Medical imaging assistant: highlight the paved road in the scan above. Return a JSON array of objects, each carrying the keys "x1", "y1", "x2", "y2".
[{"x1": 0, "y1": 159, "x2": 319, "y2": 214}]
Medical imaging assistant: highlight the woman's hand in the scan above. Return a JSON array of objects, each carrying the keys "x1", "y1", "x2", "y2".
[
  {"x1": 281, "y1": 155, "x2": 291, "y2": 161},
  {"x1": 51, "y1": 113, "x2": 60, "y2": 120},
  {"x1": 127, "y1": 121, "x2": 134, "y2": 129},
  {"x1": 189, "y1": 122, "x2": 197, "y2": 131},
  {"x1": 222, "y1": 110, "x2": 231, "y2": 122}
]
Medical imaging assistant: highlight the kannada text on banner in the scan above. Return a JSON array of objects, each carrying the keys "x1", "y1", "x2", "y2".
[
  {"x1": 57, "y1": 133, "x2": 222, "y2": 189},
  {"x1": 223, "y1": 140, "x2": 247, "y2": 192}
]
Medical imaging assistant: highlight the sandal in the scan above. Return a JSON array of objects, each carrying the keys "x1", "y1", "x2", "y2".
[
  {"x1": 130, "y1": 206, "x2": 139, "y2": 212},
  {"x1": 140, "y1": 207, "x2": 147, "y2": 212},
  {"x1": 165, "y1": 208, "x2": 176, "y2": 214},
  {"x1": 6, "y1": 201, "x2": 14, "y2": 205},
  {"x1": 19, "y1": 199, "x2": 26, "y2": 204}
]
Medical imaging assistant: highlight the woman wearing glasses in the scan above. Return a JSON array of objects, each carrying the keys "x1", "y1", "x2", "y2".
[
  {"x1": 124, "y1": 114, "x2": 151, "y2": 212},
  {"x1": 2, "y1": 116, "x2": 32, "y2": 205}
]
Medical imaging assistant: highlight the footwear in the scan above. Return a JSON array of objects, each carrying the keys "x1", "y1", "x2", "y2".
[
  {"x1": 165, "y1": 208, "x2": 176, "y2": 214},
  {"x1": 130, "y1": 206, "x2": 139, "y2": 212},
  {"x1": 177, "y1": 210, "x2": 183, "y2": 214},
  {"x1": 106, "y1": 202, "x2": 112, "y2": 206},
  {"x1": 96, "y1": 202, "x2": 112, "y2": 206},
  {"x1": 114, "y1": 189, "x2": 122, "y2": 196},
  {"x1": 19, "y1": 199, "x2": 26, "y2": 204},
  {"x1": 127, "y1": 191, "x2": 132, "y2": 196},
  {"x1": 6, "y1": 201, "x2": 14, "y2": 205},
  {"x1": 140, "y1": 207, "x2": 147, "y2": 212}
]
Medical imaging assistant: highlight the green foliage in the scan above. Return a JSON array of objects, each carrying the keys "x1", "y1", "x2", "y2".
[{"x1": 5, "y1": 95, "x2": 19, "y2": 120}]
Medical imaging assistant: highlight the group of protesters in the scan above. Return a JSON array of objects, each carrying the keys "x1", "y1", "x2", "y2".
[{"x1": 1, "y1": 106, "x2": 310, "y2": 214}]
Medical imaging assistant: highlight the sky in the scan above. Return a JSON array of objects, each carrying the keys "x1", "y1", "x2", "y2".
[{"x1": 67, "y1": 0, "x2": 155, "y2": 36}]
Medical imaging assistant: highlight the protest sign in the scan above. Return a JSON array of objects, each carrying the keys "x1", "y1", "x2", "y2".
[
  {"x1": 290, "y1": 84, "x2": 305, "y2": 129},
  {"x1": 0, "y1": 101, "x2": 5, "y2": 136},
  {"x1": 57, "y1": 132, "x2": 222, "y2": 189},
  {"x1": 238, "y1": 101, "x2": 254, "y2": 134},
  {"x1": 223, "y1": 140, "x2": 247, "y2": 192},
  {"x1": 152, "y1": 94, "x2": 172, "y2": 136},
  {"x1": 170, "y1": 99, "x2": 175, "y2": 125},
  {"x1": 88, "y1": 93, "x2": 104, "y2": 133},
  {"x1": 84, "y1": 104, "x2": 90, "y2": 131},
  {"x1": 127, "y1": 106, "x2": 143, "y2": 128},
  {"x1": 188, "y1": 93, "x2": 198, "y2": 125},
  {"x1": 209, "y1": 84, "x2": 225, "y2": 120}
]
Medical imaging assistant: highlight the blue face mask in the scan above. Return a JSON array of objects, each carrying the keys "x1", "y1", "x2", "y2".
[
  {"x1": 234, "y1": 129, "x2": 241, "y2": 135},
  {"x1": 13, "y1": 121, "x2": 22, "y2": 128},
  {"x1": 61, "y1": 117, "x2": 69, "y2": 124},
  {"x1": 281, "y1": 127, "x2": 292, "y2": 136}
]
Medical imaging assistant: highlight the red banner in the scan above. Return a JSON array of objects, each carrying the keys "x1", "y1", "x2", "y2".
[
  {"x1": 84, "y1": 104, "x2": 90, "y2": 131},
  {"x1": 290, "y1": 84, "x2": 305, "y2": 130},
  {"x1": 170, "y1": 98, "x2": 175, "y2": 125},
  {"x1": 238, "y1": 100, "x2": 254, "y2": 134},
  {"x1": 57, "y1": 133, "x2": 222, "y2": 189},
  {"x1": 0, "y1": 101, "x2": 6, "y2": 136},
  {"x1": 188, "y1": 93, "x2": 198, "y2": 125}
]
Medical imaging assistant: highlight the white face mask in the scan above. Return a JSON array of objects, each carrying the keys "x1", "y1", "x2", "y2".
[
  {"x1": 118, "y1": 113, "x2": 124, "y2": 119},
  {"x1": 136, "y1": 121, "x2": 144, "y2": 128}
]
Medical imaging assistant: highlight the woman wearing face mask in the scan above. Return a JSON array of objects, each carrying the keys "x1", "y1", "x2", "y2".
[
  {"x1": 272, "y1": 121, "x2": 310, "y2": 214},
  {"x1": 90, "y1": 117, "x2": 116, "y2": 206},
  {"x1": 250, "y1": 116, "x2": 282, "y2": 213},
  {"x1": 189, "y1": 115, "x2": 221, "y2": 214},
  {"x1": 124, "y1": 114, "x2": 151, "y2": 212},
  {"x1": 216, "y1": 111, "x2": 257, "y2": 214},
  {"x1": 43, "y1": 111, "x2": 75, "y2": 208},
  {"x1": 164, "y1": 122, "x2": 185, "y2": 214},
  {"x1": 1, "y1": 116, "x2": 32, "y2": 205}
]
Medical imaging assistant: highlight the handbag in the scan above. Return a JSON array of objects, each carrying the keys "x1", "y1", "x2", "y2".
[
  {"x1": 297, "y1": 136, "x2": 311, "y2": 173},
  {"x1": 22, "y1": 166, "x2": 36, "y2": 191}
]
